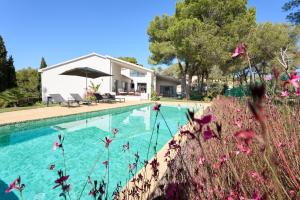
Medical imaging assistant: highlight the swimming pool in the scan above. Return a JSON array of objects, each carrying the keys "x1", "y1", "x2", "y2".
[{"x1": 0, "y1": 104, "x2": 187, "y2": 199}]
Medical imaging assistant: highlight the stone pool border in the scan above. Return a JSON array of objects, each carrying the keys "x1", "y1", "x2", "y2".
[{"x1": 0, "y1": 102, "x2": 151, "y2": 128}]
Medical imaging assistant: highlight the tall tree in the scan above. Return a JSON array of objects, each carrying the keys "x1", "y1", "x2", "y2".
[
  {"x1": 38, "y1": 57, "x2": 47, "y2": 99},
  {"x1": 6, "y1": 55, "x2": 17, "y2": 88},
  {"x1": 148, "y1": 0, "x2": 256, "y2": 99},
  {"x1": 0, "y1": 35, "x2": 8, "y2": 92},
  {"x1": 283, "y1": 0, "x2": 300, "y2": 24}
]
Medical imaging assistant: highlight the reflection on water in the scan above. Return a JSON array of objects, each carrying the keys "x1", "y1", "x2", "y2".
[{"x1": 0, "y1": 105, "x2": 151, "y2": 147}]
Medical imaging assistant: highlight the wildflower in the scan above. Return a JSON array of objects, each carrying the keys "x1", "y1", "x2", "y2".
[
  {"x1": 198, "y1": 156, "x2": 205, "y2": 165},
  {"x1": 5, "y1": 176, "x2": 23, "y2": 193},
  {"x1": 52, "y1": 141, "x2": 59, "y2": 151},
  {"x1": 194, "y1": 114, "x2": 212, "y2": 125},
  {"x1": 295, "y1": 89, "x2": 300, "y2": 96},
  {"x1": 129, "y1": 163, "x2": 136, "y2": 171},
  {"x1": 180, "y1": 129, "x2": 196, "y2": 139},
  {"x1": 203, "y1": 126, "x2": 215, "y2": 141},
  {"x1": 249, "y1": 171, "x2": 265, "y2": 183},
  {"x1": 103, "y1": 160, "x2": 108, "y2": 168},
  {"x1": 264, "y1": 74, "x2": 272, "y2": 81},
  {"x1": 281, "y1": 90, "x2": 289, "y2": 97},
  {"x1": 49, "y1": 164, "x2": 55, "y2": 170},
  {"x1": 213, "y1": 155, "x2": 228, "y2": 169},
  {"x1": 237, "y1": 143, "x2": 251, "y2": 154},
  {"x1": 234, "y1": 119, "x2": 242, "y2": 128},
  {"x1": 55, "y1": 175, "x2": 69, "y2": 185},
  {"x1": 234, "y1": 130, "x2": 256, "y2": 145},
  {"x1": 122, "y1": 142, "x2": 130, "y2": 152},
  {"x1": 104, "y1": 137, "x2": 112, "y2": 148},
  {"x1": 153, "y1": 103, "x2": 161, "y2": 111},
  {"x1": 232, "y1": 43, "x2": 247, "y2": 58},
  {"x1": 287, "y1": 71, "x2": 300, "y2": 89},
  {"x1": 112, "y1": 128, "x2": 119, "y2": 136}
]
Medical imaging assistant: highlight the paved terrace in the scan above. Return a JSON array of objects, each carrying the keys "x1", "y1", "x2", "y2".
[{"x1": 0, "y1": 101, "x2": 209, "y2": 125}]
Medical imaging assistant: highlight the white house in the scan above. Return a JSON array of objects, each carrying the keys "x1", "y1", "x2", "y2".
[{"x1": 39, "y1": 53, "x2": 179, "y2": 101}]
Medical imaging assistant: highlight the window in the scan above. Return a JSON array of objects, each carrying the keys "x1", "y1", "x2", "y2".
[{"x1": 130, "y1": 70, "x2": 145, "y2": 77}]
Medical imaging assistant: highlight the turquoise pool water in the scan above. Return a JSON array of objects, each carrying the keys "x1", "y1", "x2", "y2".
[{"x1": 0, "y1": 104, "x2": 187, "y2": 199}]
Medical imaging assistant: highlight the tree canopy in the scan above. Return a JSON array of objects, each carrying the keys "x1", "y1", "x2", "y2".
[
  {"x1": 118, "y1": 57, "x2": 138, "y2": 64},
  {"x1": 0, "y1": 35, "x2": 16, "y2": 92},
  {"x1": 283, "y1": 0, "x2": 300, "y2": 24}
]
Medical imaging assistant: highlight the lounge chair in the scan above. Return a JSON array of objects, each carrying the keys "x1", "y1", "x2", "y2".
[
  {"x1": 118, "y1": 88, "x2": 127, "y2": 95},
  {"x1": 70, "y1": 93, "x2": 92, "y2": 105},
  {"x1": 105, "y1": 93, "x2": 125, "y2": 103},
  {"x1": 49, "y1": 94, "x2": 79, "y2": 107},
  {"x1": 93, "y1": 93, "x2": 116, "y2": 103}
]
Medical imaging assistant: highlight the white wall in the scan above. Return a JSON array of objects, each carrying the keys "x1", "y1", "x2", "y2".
[{"x1": 41, "y1": 55, "x2": 111, "y2": 101}]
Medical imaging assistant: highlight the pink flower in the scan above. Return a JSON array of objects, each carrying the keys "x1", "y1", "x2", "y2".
[
  {"x1": 6, "y1": 176, "x2": 24, "y2": 193},
  {"x1": 153, "y1": 103, "x2": 161, "y2": 111},
  {"x1": 203, "y1": 126, "x2": 215, "y2": 141},
  {"x1": 289, "y1": 71, "x2": 300, "y2": 88},
  {"x1": 234, "y1": 130, "x2": 256, "y2": 145},
  {"x1": 122, "y1": 142, "x2": 130, "y2": 152},
  {"x1": 104, "y1": 137, "x2": 112, "y2": 148},
  {"x1": 5, "y1": 179, "x2": 17, "y2": 193},
  {"x1": 49, "y1": 164, "x2": 55, "y2": 170},
  {"x1": 264, "y1": 74, "x2": 272, "y2": 81},
  {"x1": 112, "y1": 128, "x2": 119, "y2": 136},
  {"x1": 281, "y1": 91, "x2": 289, "y2": 97},
  {"x1": 52, "y1": 141, "x2": 59, "y2": 151},
  {"x1": 232, "y1": 43, "x2": 246, "y2": 58},
  {"x1": 129, "y1": 163, "x2": 136, "y2": 171},
  {"x1": 237, "y1": 143, "x2": 251, "y2": 154},
  {"x1": 194, "y1": 115, "x2": 212, "y2": 125},
  {"x1": 55, "y1": 175, "x2": 69, "y2": 184},
  {"x1": 295, "y1": 89, "x2": 300, "y2": 96},
  {"x1": 198, "y1": 156, "x2": 205, "y2": 165},
  {"x1": 249, "y1": 171, "x2": 265, "y2": 183},
  {"x1": 103, "y1": 160, "x2": 108, "y2": 167},
  {"x1": 234, "y1": 119, "x2": 242, "y2": 128}
]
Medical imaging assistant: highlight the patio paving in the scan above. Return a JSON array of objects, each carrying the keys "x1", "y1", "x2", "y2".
[{"x1": 0, "y1": 101, "x2": 147, "y2": 125}]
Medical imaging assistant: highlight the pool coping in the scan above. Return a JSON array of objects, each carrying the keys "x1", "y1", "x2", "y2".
[{"x1": 0, "y1": 102, "x2": 152, "y2": 128}]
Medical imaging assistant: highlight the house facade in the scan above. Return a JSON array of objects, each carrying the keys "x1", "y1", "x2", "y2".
[{"x1": 39, "y1": 53, "x2": 179, "y2": 101}]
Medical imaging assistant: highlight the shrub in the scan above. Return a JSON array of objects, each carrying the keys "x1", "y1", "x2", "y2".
[{"x1": 151, "y1": 90, "x2": 160, "y2": 101}]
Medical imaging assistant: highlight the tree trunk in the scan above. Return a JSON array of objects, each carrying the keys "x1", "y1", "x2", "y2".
[{"x1": 186, "y1": 73, "x2": 192, "y2": 100}]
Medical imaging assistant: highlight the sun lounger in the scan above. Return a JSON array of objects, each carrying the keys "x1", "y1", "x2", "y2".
[
  {"x1": 49, "y1": 94, "x2": 79, "y2": 107},
  {"x1": 93, "y1": 93, "x2": 116, "y2": 103},
  {"x1": 70, "y1": 93, "x2": 92, "y2": 105},
  {"x1": 105, "y1": 93, "x2": 125, "y2": 102}
]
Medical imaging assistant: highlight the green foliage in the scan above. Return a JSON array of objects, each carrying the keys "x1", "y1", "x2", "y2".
[
  {"x1": 283, "y1": 0, "x2": 300, "y2": 24},
  {"x1": 0, "y1": 88, "x2": 24, "y2": 108},
  {"x1": 16, "y1": 67, "x2": 39, "y2": 97},
  {"x1": 161, "y1": 64, "x2": 180, "y2": 78},
  {"x1": 0, "y1": 35, "x2": 17, "y2": 92},
  {"x1": 118, "y1": 57, "x2": 138, "y2": 64},
  {"x1": 89, "y1": 81, "x2": 101, "y2": 93},
  {"x1": 151, "y1": 90, "x2": 160, "y2": 101}
]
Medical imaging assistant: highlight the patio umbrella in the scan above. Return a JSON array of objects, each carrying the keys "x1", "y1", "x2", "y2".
[{"x1": 60, "y1": 67, "x2": 112, "y2": 91}]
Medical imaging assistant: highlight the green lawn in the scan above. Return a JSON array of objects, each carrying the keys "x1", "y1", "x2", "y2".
[{"x1": 0, "y1": 103, "x2": 57, "y2": 113}]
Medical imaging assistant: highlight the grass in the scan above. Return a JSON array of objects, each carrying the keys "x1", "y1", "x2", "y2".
[{"x1": 0, "y1": 103, "x2": 57, "y2": 113}]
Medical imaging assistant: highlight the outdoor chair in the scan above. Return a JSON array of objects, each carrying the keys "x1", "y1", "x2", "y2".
[
  {"x1": 93, "y1": 93, "x2": 116, "y2": 103},
  {"x1": 70, "y1": 93, "x2": 92, "y2": 105},
  {"x1": 105, "y1": 93, "x2": 125, "y2": 103},
  {"x1": 49, "y1": 94, "x2": 79, "y2": 107}
]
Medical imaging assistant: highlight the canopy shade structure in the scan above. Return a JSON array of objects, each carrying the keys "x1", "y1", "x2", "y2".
[{"x1": 60, "y1": 67, "x2": 112, "y2": 91}]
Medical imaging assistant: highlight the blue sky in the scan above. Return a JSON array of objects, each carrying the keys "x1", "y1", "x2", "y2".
[{"x1": 0, "y1": 0, "x2": 289, "y2": 70}]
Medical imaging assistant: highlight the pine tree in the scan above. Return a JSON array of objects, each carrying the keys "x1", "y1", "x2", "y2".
[
  {"x1": 6, "y1": 55, "x2": 17, "y2": 88},
  {"x1": 38, "y1": 57, "x2": 47, "y2": 99},
  {"x1": 0, "y1": 35, "x2": 8, "y2": 92}
]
